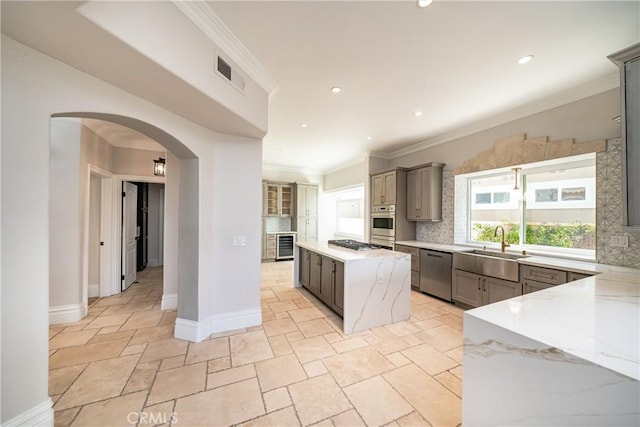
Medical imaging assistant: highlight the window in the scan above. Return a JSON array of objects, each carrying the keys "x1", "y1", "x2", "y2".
[
  {"x1": 326, "y1": 186, "x2": 365, "y2": 239},
  {"x1": 463, "y1": 154, "x2": 596, "y2": 257}
]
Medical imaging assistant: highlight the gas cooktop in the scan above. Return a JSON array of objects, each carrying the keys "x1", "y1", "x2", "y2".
[{"x1": 328, "y1": 239, "x2": 385, "y2": 251}]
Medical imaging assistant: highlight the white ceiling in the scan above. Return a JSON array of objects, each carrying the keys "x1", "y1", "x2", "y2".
[
  {"x1": 82, "y1": 119, "x2": 165, "y2": 152},
  {"x1": 2, "y1": 1, "x2": 638, "y2": 174},
  {"x1": 209, "y1": 0, "x2": 639, "y2": 173}
]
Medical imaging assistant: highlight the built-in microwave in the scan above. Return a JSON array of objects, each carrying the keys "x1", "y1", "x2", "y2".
[{"x1": 371, "y1": 205, "x2": 395, "y2": 238}]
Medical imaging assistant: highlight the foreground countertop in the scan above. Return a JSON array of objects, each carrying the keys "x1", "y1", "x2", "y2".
[
  {"x1": 467, "y1": 269, "x2": 640, "y2": 380},
  {"x1": 296, "y1": 240, "x2": 408, "y2": 262}
]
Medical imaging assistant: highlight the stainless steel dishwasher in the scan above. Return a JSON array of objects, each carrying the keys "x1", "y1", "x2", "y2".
[{"x1": 419, "y1": 249, "x2": 453, "y2": 301}]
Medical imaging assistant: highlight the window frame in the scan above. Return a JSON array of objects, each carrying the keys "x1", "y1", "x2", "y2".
[{"x1": 463, "y1": 154, "x2": 596, "y2": 259}]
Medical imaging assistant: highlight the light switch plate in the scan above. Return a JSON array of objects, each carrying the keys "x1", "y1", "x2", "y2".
[{"x1": 233, "y1": 236, "x2": 248, "y2": 247}]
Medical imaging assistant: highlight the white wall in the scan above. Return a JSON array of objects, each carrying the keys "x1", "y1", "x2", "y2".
[
  {"x1": 88, "y1": 174, "x2": 101, "y2": 296},
  {"x1": 324, "y1": 160, "x2": 367, "y2": 192},
  {"x1": 1, "y1": 35, "x2": 264, "y2": 424}
]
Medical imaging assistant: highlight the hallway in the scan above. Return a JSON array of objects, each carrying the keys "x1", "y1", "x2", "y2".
[{"x1": 49, "y1": 262, "x2": 464, "y2": 426}]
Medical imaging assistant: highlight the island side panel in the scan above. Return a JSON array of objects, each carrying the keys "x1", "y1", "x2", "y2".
[
  {"x1": 463, "y1": 314, "x2": 640, "y2": 426},
  {"x1": 293, "y1": 244, "x2": 301, "y2": 288},
  {"x1": 343, "y1": 254, "x2": 411, "y2": 334}
]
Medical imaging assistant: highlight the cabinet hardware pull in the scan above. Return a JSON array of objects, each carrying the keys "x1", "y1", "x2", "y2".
[
  {"x1": 532, "y1": 271, "x2": 555, "y2": 279},
  {"x1": 477, "y1": 277, "x2": 481, "y2": 290},
  {"x1": 483, "y1": 278, "x2": 486, "y2": 292}
]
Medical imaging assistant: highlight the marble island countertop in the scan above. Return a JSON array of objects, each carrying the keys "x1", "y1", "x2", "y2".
[
  {"x1": 468, "y1": 272, "x2": 639, "y2": 380},
  {"x1": 296, "y1": 240, "x2": 407, "y2": 263}
]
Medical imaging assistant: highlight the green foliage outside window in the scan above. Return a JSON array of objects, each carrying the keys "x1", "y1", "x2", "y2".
[{"x1": 472, "y1": 222, "x2": 596, "y2": 250}]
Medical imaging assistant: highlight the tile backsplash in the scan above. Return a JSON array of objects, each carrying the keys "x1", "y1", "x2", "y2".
[
  {"x1": 596, "y1": 139, "x2": 640, "y2": 267},
  {"x1": 417, "y1": 139, "x2": 639, "y2": 268},
  {"x1": 264, "y1": 216, "x2": 292, "y2": 232}
]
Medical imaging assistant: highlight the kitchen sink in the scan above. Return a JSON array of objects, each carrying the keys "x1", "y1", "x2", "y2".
[
  {"x1": 453, "y1": 249, "x2": 529, "y2": 282},
  {"x1": 466, "y1": 249, "x2": 529, "y2": 260}
]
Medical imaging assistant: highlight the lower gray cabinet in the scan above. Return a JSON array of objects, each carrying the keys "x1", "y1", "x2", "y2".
[
  {"x1": 522, "y1": 278, "x2": 556, "y2": 294},
  {"x1": 453, "y1": 269, "x2": 483, "y2": 307},
  {"x1": 332, "y1": 261, "x2": 344, "y2": 316},
  {"x1": 308, "y1": 252, "x2": 322, "y2": 295},
  {"x1": 319, "y1": 256, "x2": 334, "y2": 306},
  {"x1": 453, "y1": 269, "x2": 521, "y2": 307},
  {"x1": 300, "y1": 249, "x2": 345, "y2": 317},
  {"x1": 395, "y1": 244, "x2": 420, "y2": 291},
  {"x1": 299, "y1": 248, "x2": 310, "y2": 288}
]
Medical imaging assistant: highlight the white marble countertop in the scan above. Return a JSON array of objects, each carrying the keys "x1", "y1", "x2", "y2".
[
  {"x1": 265, "y1": 231, "x2": 297, "y2": 235},
  {"x1": 395, "y1": 241, "x2": 462, "y2": 253},
  {"x1": 296, "y1": 241, "x2": 407, "y2": 263},
  {"x1": 466, "y1": 270, "x2": 640, "y2": 380}
]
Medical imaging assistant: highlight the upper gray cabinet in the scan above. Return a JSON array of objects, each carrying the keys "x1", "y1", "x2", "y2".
[
  {"x1": 609, "y1": 43, "x2": 640, "y2": 229},
  {"x1": 406, "y1": 163, "x2": 444, "y2": 221},
  {"x1": 371, "y1": 171, "x2": 397, "y2": 205}
]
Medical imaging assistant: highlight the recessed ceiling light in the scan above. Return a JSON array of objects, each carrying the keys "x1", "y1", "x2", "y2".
[
  {"x1": 331, "y1": 86, "x2": 342, "y2": 93},
  {"x1": 518, "y1": 55, "x2": 534, "y2": 65},
  {"x1": 414, "y1": 111, "x2": 423, "y2": 117},
  {"x1": 367, "y1": 136, "x2": 373, "y2": 140},
  {"x1": 417, "y1": 0, "x2": 433, "y2": 8},
  {"x1": 301, "y1": 123, "x2": 308, "y2": 127}
]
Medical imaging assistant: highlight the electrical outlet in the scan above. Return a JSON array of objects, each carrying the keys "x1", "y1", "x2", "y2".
[{"x1": 610, "y1": 235, "x2": 629, "y2": 248}]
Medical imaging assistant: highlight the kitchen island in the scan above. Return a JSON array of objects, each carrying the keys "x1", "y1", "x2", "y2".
[
  {"x1": 294, "y1": 241, "x2": 411, "y2": 334},
  {"x1": 463, "y1": 267, "x2": 640, "y2": 426}
]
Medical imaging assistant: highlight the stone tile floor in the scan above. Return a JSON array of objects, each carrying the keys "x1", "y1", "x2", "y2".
[{"x1": 50, "y1": 262, "x2": 464, "y2": 426}]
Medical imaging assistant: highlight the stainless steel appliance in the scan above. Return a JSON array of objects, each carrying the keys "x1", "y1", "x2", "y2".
[
  {"x1": 419, "y1": 249, "x2": 452, "y2": 301},
  {"x1": 328, "y1": 239, "x2": 386, "y2": 251},
  {"x1": 371, "y1": 204, "x2": 395, "y2": 237},
  {"x1": 276, "y1": 233, "x2": 296, "y2": 260}
]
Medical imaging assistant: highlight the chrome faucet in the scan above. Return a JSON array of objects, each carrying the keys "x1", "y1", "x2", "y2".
[{"x1": 493, "y1": 225, "x2": 511, "y2": 253}]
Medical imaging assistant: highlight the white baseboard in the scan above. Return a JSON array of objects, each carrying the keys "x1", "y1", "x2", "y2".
[
  {"x1": 174, "y1": 308, "x2": 262, "y2": 342},
  {"x1": 161, "y1": 293, "x2": 178, "y2": 310},
  {"x1": 147, "y1": 258, "x2": 162, "y2": 267},
  {"x1": 49, "y1": 303, "x2": 85, "y2": 325},
  {"x1": 88, "y1": 284, "x2": 100, "y2": 298},
  {"x1": 2, "y1": 398, "x2": 54, "y2": 427}
]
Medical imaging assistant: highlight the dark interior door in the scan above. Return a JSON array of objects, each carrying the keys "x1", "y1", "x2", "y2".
[{"x1": 135, "y1": 182, "x2": 148, "y2": 271}]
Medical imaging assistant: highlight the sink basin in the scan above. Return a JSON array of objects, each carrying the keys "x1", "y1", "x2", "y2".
[
  {"x1": 467, "y1": 249, "x2": 529, "y2": 260},
  {"x1": 453, "y1": 249, "x2": 529, "y2": 282}
]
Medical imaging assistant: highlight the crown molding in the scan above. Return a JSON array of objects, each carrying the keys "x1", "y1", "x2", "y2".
[
  {"x1": 323, "y1": 154, "x2": 369, "y2": 175},
  {"x1": 172, "y1": 1, "x2": 279, "y2": 96},
  {"x1": 379, "y1": 72, "x2": 619, "y2": 160},
  {"x1": 262, "y1": 162, "x2": 323, "y2": 176}
]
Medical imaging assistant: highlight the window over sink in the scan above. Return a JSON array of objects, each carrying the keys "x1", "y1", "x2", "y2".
[{"x1": 459, "y1": 153, "x2": 596, "y2": 258}]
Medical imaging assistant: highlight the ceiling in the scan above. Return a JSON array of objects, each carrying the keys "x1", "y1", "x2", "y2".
[
  {"x1": 82, "y1": 119, "x2": 166, "y2": 152},
  {"x1": 2, "y1": 1, "x2": 638, "y2": 174},
  {"x1": 209, "y1": 0, "x2": 639, "y2": 173}
]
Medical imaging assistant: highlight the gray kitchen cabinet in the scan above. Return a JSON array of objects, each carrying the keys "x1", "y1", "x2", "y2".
[
  {"x1": 301, "y1": 251, "x2": 344, "y2": 316},
  {"x1": 296, "y1": 184, "x2": 318, "y2": 217},
  {"x1": 453, "y1": 269, "x2": 521, "y2": 307},
  {"x1": 520, "y1": 265, "x2": 567, "y2": 285},
  {"x1": 308, "y1": 252, "x2": 322, "y2": 295},
  {"x1": 296, "y1": 217, "x2": 318, "y2": 243},
  {"x1": 264, "y1": 234, "x2": 276, "y2": 260},
  {"x1": 568, "y1": 271, "x2": 592, "y2": 282},
  {"x1": 319, "y1": 255, "x2": 334, "y2": 306},
  {"x1": 332, "y1": 261, "x2": 344, "y2": 316},
  {"x1": 294, "y1": 183, "x2": 319, "y2": 243},
  {"x1": 522, "y1": 278, "x2": 556, "y2": 294},
  {"x1": 299, "y1": 247, "x2": 311, "y2": 288},
  {"x1": 609, "y1": 43, "x2": 640, "y2": 228},
  {"x1": 371, "y1": 171, "x2": 396, "y2": 205},
  {"x1": 406, "y1": 163, "x2": 444, "y2": 221},
  {"x1": 395, "y1": 244, "x2": 420, "y2": 290},
  {"x1": 263, "y1": 182, "x2": 293, "y2": 217},
  {"x1": 453, "y1": 269, "x2": 483, "y2": 308},
  {"x1": 483, "y1": 276, "x2": 522, "y2": 304}
]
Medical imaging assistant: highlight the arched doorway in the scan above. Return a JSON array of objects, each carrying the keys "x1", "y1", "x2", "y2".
[{"x1": 48, "y1": 113, "x2": 199, "y2": 328}]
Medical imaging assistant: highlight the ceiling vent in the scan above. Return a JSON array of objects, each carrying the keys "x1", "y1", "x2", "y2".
[{"x1": 217, "y1": 55, "x2": 245, "y2": 92}]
